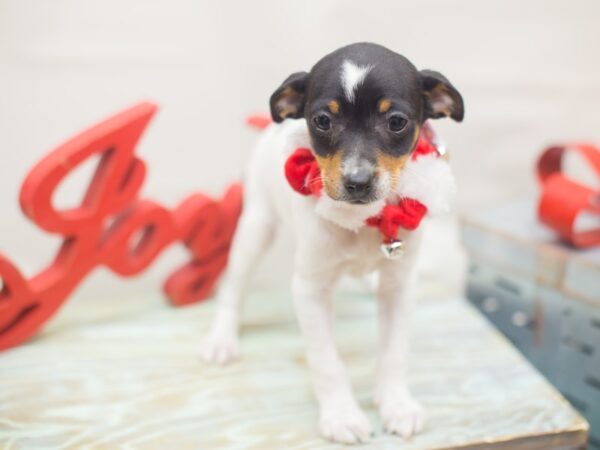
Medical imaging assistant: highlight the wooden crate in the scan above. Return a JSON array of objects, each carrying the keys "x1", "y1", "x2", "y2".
[{"x1": 462, "y1": 198, "x2": 600, "y2": 449}]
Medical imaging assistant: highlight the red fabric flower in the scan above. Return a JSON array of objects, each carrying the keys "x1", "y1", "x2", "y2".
[
  {"x1": 411, "y1": 135, "x2": 438, "y2": 160},
  {"x1": 366, "y1": 200, "x2": 428, "y2": 241},
  {"x1": 284, "y1": 147, "x2": 322, "y2": 196}
]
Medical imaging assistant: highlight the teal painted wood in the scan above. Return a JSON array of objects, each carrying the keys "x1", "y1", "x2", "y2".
[
  {"x1": 461, "y1": 198, "x2": 600, "y2": 307},
  {"x1": 462, "y1": 199, "x2": 600, "y2": 449},
  {"x1": 466, "y1": 262, "x2": 600, "y2": 449}
]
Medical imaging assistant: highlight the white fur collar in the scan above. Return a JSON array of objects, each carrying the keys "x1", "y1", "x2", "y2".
[{"x1": 395, "y1": 154, "x2": 456, "y2": 215}]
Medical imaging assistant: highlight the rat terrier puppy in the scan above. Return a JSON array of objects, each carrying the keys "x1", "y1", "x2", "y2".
[{"x1": 201, "y1": 42, "x2": 464, "y2": 444}]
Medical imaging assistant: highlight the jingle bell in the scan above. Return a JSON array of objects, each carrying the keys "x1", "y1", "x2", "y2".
[{"x1": 380, "y1": 239, "x2": 404, "y2": 259}]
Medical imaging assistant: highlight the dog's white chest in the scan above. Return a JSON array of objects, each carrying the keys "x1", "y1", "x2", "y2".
[{"x1": 334, "y1": 227, "x2": 386, "y2": 276}]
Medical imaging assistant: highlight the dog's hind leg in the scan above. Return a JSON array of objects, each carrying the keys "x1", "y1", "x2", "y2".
[{"x1": 201, "y1": 194, "x2": 276, "y2": 364}]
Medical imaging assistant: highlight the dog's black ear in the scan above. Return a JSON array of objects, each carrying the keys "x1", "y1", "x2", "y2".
[
  {"x1": 270, "y1": 71, "x2": 309, "y2": 123},
  {"x1": 420, "y1": 70, "x2": 464, "y2": 122}
]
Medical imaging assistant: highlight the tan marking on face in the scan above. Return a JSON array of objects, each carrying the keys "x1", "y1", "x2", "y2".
[
  {"x1": 327, "y1": 100, "x2": 340, "y2": 114},
  {"x1": 376, "y1": 152, "x2": 410, "y2": 189},
  {"x1": 315, "y1": 151, "x2": 343, "y2": 199},
  {"x1": 378, "y1": 98, "x2": 392, "y2": 113}
]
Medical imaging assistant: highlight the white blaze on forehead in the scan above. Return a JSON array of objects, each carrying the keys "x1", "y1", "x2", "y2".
[{"x1": 340, "y1": 60, "x2": 373, "y2": 103}]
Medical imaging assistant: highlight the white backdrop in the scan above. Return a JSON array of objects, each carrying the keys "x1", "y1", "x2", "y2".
[{"x1": 1, "y1": 0, "x2": 599, "y2": 300}]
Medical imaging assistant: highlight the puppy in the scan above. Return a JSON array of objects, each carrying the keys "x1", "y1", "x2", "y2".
[{"x1": 201, "y1": 42, "x2": 463, "y2": 444}]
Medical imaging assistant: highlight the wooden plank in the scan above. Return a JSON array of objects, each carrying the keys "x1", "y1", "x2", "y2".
[{"x1": 0, "y1": 291, "x2": 588, "y2": 449}]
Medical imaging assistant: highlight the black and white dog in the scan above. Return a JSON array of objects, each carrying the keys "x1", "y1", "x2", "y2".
[{"x1": 202, "y1": 42, "x2": 464, "y2": 444}]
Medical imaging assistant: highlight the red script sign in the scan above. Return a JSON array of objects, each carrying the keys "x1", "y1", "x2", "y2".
[{"x1": 0, "y1": 102, "x2": 242, "y2": 351}]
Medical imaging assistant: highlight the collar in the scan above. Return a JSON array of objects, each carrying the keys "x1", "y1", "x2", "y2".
[{"x1": 284, "y1": 125, "x2": 442, "y2": 259}]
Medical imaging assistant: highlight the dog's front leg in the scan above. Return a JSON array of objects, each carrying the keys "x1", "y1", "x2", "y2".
[
  {"x1": 201, "y1": 202, "x2": 275, "y2": 364},
  {"x1": 375, "y1": 231, "x2": 426, "y2": 438},
  {"x1": 292, "y1": 270, "x2": 372, "y2": 444}
]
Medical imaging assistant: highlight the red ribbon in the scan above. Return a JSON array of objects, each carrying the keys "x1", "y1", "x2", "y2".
[
  {"x1": 537, "y1": 143, "x2": 600, "y2": 248},
  {"x1": 284, "y1": 134, "x2": 438, "y2": 241}
]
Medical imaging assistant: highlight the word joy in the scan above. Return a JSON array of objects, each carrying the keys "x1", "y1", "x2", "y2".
[{"x1": 0, "y1": 103, "x2": 242, "y2": 351}]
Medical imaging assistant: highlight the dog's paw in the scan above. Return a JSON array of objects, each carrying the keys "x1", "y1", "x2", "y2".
[
  {"x1": 319, "y1": 401, "x2": 373, "y2": 444},
  {"x1": 200, "y1": 331, "x2": 240, "y2": 365},
  {"x1": 378, "y1": 392, "x2": 426, "y2": 439}
]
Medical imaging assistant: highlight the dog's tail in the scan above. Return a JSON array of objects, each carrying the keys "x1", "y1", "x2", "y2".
[{"x1": 245, "y1": 113, "x2": 272, "y2": 130}]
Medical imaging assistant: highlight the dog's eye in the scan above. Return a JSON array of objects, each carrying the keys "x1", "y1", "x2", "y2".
[
  {"x1": 313, "y1": 114, "x2": 331, "y2": 131},
  {"x1": 388, "y1": 114, "x2": 408, "y2": 133}
]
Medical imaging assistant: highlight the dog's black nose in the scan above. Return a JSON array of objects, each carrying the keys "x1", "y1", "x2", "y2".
[{"x1": 343, "y1": 171, "x2": 373, "y2": 198}]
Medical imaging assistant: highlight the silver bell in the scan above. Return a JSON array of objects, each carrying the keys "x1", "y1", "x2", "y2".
[{"x1": 380, "y1": 239, "x2": 404, "y2": 259}]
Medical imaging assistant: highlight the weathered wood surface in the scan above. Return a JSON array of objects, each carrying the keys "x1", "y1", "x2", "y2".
[{"x1": 0, "y1": 290, "x2": 588, "y2": 449}]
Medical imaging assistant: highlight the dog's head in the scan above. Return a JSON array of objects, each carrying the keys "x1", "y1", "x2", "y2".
[{"x1": 270, "y1": 43, "x2": 464, "y2": 204}]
